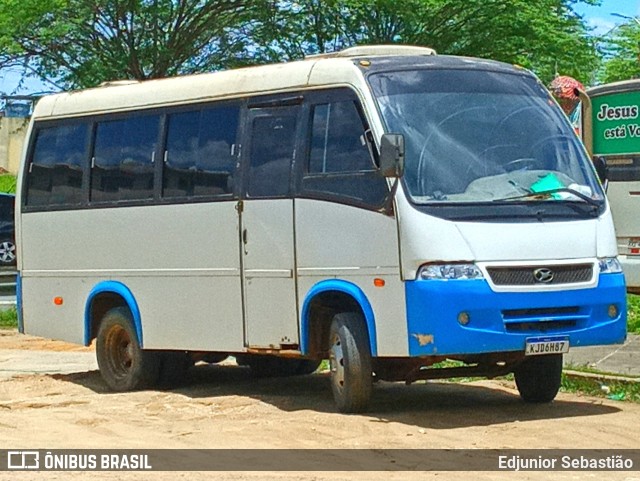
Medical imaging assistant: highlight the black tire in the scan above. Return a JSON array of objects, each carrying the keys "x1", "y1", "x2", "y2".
[
  {"x1": 0, "y1": 238, "x2": 16, "y2": 266},
  {"x1": 329, "y1": 312, "x2": 372, "y2": 413},
  {"x1": 96, "y1": 307, "x2": 159, "y2": 391},
  {"x1": 514, "y1": 354, "x2": 563, "y2": 403},
  {"x1": 156, "y1": 351, "x2": 192, "y2": 388}
]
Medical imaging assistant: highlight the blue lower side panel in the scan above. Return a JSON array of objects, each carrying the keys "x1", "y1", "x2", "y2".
[
  {"x1": 17, "y1": 273, "x2": 23, "y2": 334},
  {"x1": 406, "y1": 273, "x2": 627, "y2": 357}
]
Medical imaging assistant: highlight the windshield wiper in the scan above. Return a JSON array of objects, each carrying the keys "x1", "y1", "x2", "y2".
[{"x1": 493, "y1": 187, "x2": 601, "y2": 207}]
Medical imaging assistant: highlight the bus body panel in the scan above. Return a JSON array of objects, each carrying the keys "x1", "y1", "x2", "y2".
[
  {"x1": 396, "y1": 189, "x2": 609, "y2": 281},
  {"x1": 242, "y1": 199, "x2": 298, "y2": 348},
  {"x1": 19, "y1": 202, "x2": 245, "y2": 350},
  {"x1": 295, "y1": 198, "x2": 408, "y2": 356}
]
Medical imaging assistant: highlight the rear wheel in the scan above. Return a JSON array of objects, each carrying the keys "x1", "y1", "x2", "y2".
[
  {"x1": 514, "y1": 354, "x2": 563, "y2": 403},
  {"x1": 96, "y1": 307, "x2": 159, "y2": 391},
  {"x1": 329, "y1": 312, "x2": 372, "y2": 413}
]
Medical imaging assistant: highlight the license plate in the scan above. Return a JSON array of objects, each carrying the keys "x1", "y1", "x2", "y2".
[{"x1": 525, "y1": 336, "x2": 569, "y2": 356}]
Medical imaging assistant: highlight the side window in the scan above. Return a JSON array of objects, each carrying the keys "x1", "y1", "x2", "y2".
[
  {"x1": 302, "y1": 93, "x2": 388, "y2": 208},
  {"x1": 309, "y1": 101, "x2": 373, "y2": 173},
  {"x1": 27, "y1": 123, "x2": 88, "y2": 207},
  {"x1": 164, "y1": 104, "x2": 239, "y2": 198},
  {"x1": 247, "y1": 111, "x2": 297, "y2": 198},
  {"x1": 91, "y1": 115, "x2": 159, "y2": 203}
]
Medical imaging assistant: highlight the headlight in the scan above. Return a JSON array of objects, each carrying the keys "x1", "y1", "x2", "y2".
[
  {"x1": 418, "y1": 264, "x2": 484, "y2": 280},
  {"x1": 599, "y1": 257, "x2": 623, "y2": 274}
]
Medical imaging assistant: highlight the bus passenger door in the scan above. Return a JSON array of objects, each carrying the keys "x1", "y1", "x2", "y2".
[{"x1": 240, "y1": 106, "x2": 300, "y2": 348}]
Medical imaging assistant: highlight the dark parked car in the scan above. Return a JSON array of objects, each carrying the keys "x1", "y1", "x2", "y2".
[{"x1": 0, "y1": 193, "x2": 15, "y2": 267}]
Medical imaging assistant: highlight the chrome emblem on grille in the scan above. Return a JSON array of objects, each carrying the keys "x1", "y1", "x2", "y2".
[{"x1": 533, "y1": 268, "x2": 554, "y2": 283}]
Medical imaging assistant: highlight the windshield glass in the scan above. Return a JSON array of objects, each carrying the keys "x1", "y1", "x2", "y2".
[{"x1": 369, "y1": 69, "x2": 604, "y2": 205}]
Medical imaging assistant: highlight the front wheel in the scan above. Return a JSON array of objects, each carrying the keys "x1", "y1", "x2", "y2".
[
  {"x1": 514, "y1": 354, "x2": 563, "y2": 403},
  {"x1": 96, "y1": 307, "x2": 159, "y2": 391},
  {"x1": 329, "y1": 312, "x2": 372, "y2": 413}
]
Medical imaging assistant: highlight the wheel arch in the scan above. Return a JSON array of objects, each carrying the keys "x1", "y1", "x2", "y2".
[
  {"x1": 84, "y1": 281, "x2": 143, "y2": 347},
  {"x1": 300, "y1": 279, "x2": 377, "y2": 357}
]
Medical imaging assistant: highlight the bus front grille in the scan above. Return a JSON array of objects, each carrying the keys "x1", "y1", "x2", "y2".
[{"x1": 487, "y1": 264, "x2": 593, "y2": 286}]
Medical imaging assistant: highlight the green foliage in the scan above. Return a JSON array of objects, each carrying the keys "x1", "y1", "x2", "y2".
[
  {"x1": 0, "y1": 175, "x2": 16, "y2": 194},
  {"x1": 0, "y1": 0, "x2": 600, "y2": 89},
  {"x1": 561, "y1": 373, "x2": 640, "y2": 403},
  {"x1": 0, "y1": 0, "x2": 260, "y2": 89},
  {"x1": 600, "y1": 21, "x2": 640, "y2": 83},
  {"x1": 627, "y1": 294, "x2": 640, "y2": 334},
  {"x1": 252, "y1": 0, "x2": 600, "y2": 85},
  {"x1": 0, "y1": 307, "x2": 17, "y2": 329}
]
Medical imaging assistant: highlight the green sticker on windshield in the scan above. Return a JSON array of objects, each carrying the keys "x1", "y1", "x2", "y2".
[{"x1": 530, "y1": 173, "x2": 564, "y2": 198}]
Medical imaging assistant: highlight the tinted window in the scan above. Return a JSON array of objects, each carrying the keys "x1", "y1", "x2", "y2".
[
  {"x1": 302, "y1": 96, "x2": 387, "y2": 208},
  {"x1": 27, "y1": 123, "x2": 88, "y2": 207},
  {"x1": 247, "y1": 112, "x2": 297, "y2": 198},
  {"x1": 91, "y1": 115, "x2": 159, "y2": 202},
  {"x1": 164, "y1": 105, "x2": 239, "y2": 198},
  {"x1": 309, "y1": 101, "x2": 374, "y2": 173}
]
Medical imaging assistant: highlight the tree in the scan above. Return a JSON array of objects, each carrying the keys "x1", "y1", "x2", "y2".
[
  {"x1": 252, "y1": 0, "x2": 600, "y2": 85},
  {"x1": 600, "y1": 20, "x2": 640, "y2": 83},
  {"x1": 0, "y1": 0, "x2": 601, "y2": 90},
  {"x1": 0, "y1": 0, "x2": 255, "y2": 90}
]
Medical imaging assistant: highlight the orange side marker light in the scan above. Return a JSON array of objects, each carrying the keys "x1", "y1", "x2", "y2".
[
  {"x1": 373, "y1": 278, "x2": 385, "y2": 287},
  {"x1": 54, "y1": 297, "x2": 64, "y2": 306}
]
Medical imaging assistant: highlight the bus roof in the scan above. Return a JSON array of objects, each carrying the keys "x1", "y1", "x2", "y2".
[{"x1": 587, "y1": 79, "x2": 640, "y2": 97}]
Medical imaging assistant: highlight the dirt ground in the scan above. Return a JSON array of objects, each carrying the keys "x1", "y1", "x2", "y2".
[{"x1": 1, "y1": 329, "x2": 640, "y2": 481}]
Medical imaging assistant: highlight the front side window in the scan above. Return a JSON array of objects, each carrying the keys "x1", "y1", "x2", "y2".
[
  {"x1": 302, "y1": 93, "x2": 387, "y2": 208},
  {"x1": 91, "y1": 115, "x2": 159, "y2": 203},
  {"x1": 309, "y1": 101, "x2": 374, "y2": 174},
  {"x1": 369, "y1": 69, "x2": 604, "y2": 218},
  {"x1": 27, "y1": 123, "x2": 88, "y2": 207}
]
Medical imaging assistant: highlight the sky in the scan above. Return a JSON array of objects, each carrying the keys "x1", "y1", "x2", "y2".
[
  {"x1": 574, "y1": 0, "x2": 640, "y2": 35},
  {"x1": 1, "y1": 0, "x2": 640, "y2": 96}
]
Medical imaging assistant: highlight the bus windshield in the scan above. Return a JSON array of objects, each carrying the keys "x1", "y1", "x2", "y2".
[{"x1": 369, "y1": 69, "x2": 604, "y2": 206}]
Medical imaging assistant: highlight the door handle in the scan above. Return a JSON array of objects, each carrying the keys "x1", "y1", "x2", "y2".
[{"x1": 242, "y1": 228, "x2": 248, "y2": 255}]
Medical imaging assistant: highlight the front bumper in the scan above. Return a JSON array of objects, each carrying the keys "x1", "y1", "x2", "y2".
[{"x1": 406, "y1": 273, "x2": 627, "y2": 356}]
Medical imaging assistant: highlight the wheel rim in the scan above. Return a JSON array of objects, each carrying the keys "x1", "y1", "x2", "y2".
[
  {"x1": 329, "y1": 332, "x2": 345, "y2": 393},
  {"x1": 0, "y1": 241, "x2": 15, "y2": 263},
  {"x1": 105, "y1": 325, "x2": 134, "y2": 379}
]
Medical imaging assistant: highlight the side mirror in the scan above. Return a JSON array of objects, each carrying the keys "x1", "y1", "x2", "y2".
[
  {"x1": 593, "y1": 156, "x2": 607, "y2": 185},
  {"x1": 379, "y1": 133, "x2": 405, "y2": 178}
]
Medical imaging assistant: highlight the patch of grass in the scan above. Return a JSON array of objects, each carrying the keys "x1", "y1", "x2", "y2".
[
  {"x1": 627, "y1": 294, "x2": 640, "y2": 334},
  {"x1": 0, "y1": 175, "x2": 16, "y2": 194},
  {"x1": 0, "y1": 307, "x2": 17, "y2": 328},
  {"x1": 561, "y1": 372, "x2": 640, "y2": 403}
]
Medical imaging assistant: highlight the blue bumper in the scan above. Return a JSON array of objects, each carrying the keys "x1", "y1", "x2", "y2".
[{"x1": 406, "y1": 273, "x2": 627, "y2": 356}]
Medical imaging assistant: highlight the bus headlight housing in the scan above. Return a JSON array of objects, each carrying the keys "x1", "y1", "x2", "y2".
[
  {"x1": 418, "y1": 264, "x2": 484, "y2": 280},
  {"x1": 599, "y1": 257, "x2": 623, "y2": 274}
]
